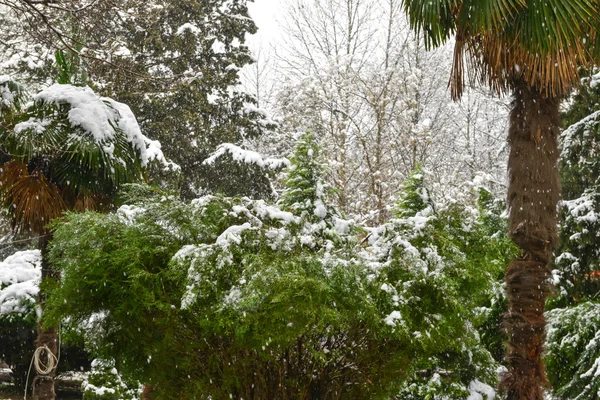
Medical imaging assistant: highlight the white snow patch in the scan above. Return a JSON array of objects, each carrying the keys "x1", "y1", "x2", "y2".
[
  {"x1": 467, "y1": 380, "x2": 496, "y2": 399},
  {"x1": 384, "y1": 310, "x2": 402, "y2": 327},
  {"x1": 0, "y1": 250, "x2": 42, "y2": 316},
  {"x1": 32, "y1": 84, "x2": 172, "y2": 168},
  {"x1": 176, "y1": 23, "x2": 201, "y2": 36},
  {"x1": 203, "y1": 143, "x2": 287, "y2": 170},
  {"x1": 216, "y1": 223, "x2": 253, "y2": 247}
]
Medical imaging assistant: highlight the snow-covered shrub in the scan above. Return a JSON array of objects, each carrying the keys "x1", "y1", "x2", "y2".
[
  {"x1": 545, "y1": 302, "x2": 600, "y2": 399},
  {"x1": 44, "y1": 137, "x2": 511, "y2": 399},
  {"x1": 372, "y1": 170, "x2": 514, "y2": 399},
  {"x1": 0, "y1": 250, "x2": 41, "y2": 320},
  {"x1": 82, "y1": 358, "x2": 141, "y2": 400},
  {"x1": 553, "y1": 190, "x2": 600, "y2": 305},
  {"x1": 544, "y1": 69, "x2": 600, "y2": 400},
  {"x1": 552, "y1": 101, "x2": 600, "y2": 306}
]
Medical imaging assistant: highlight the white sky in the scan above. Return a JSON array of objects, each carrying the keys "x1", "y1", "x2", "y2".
[{"x1": 247, "y1": 0, "x2": 284, "y2": 48}]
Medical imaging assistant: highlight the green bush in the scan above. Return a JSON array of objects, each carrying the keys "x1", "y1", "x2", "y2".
[{"x1": 43, "y1": 136, "x2": 510, "y2": 399}]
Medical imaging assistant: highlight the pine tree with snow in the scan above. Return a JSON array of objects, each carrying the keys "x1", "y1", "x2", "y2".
[
  {"x1": 82, "y1": 359, "x2": 141, "y2": 400},
  {"x1": 545, "y1": 302, "x2": 600, "y2": 400},
  {"x1": 561, "y1": 68, "x2": 600, "y2": 201},
  {"x1": 394, "y1": 165, "x2": 434, "y2": 219},
  {"x1": 369, "y1": 172, "x2": 514, "y2": 399},
  {"x1": 543, "y1": 69, "x2": 600, "y2": 400},
  {"x1": 279, "y1": 132, "x2": 336, "y2": 221},
  {"x1": 552, "y1": 69, "x2": 600, "y2": 306}
]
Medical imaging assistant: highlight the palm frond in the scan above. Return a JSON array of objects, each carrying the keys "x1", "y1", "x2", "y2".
[
  {"x1": 456, "y1": 0, "x2": 526, "y2": 31},
  {"x1": 448, "y1": 0, "x2": 600, "y2": 99},
  {"x1": 3, "y1": 118, "x2": 69, "y2": 162},
  {"x1": 0, "y1": 161, "x2": 66, "y2": 234},
  {"x1": 516, "y1": 0, "x2": 598, "y2": 55},
  {"x1": 402, "y1": 0, "x2": 459, "y2": 49},
  {"x1": 0, "y1": 78, "x2": 29, "y2": 115}
]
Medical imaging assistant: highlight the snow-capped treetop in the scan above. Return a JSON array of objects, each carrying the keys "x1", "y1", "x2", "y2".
[{"x1": 279, "y1": 133, "x2": 339, "y2": 223}]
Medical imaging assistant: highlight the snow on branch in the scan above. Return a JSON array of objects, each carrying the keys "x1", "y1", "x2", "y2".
[
  {"x1": 176, "y1": 23, "x2": 201, "y2": 36},
  {"x1": 0, "y1": 250, "x2": 41, "y2": 316},
  {"x1": 202, "y1": 143, "x2": 290, "y2": 170}
]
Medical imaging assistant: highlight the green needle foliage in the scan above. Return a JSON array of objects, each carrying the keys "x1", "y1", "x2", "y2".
[
  {"x1": 82, "y1": 359, "x2": 141, "y2": 400},
  {"x1": 546, "y1": 302, "x2": 600, "y2": 400},
  {"x1": 545, "y1": 69, "x2": 600, "y2": 400},
  {"x1": 553, "y1": 70, "x2": 600, "y2": 306}
]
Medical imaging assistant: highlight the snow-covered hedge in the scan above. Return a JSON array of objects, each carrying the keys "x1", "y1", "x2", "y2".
[{"x1": 42, "y1": 136, "x2": 511, "y2": 399}]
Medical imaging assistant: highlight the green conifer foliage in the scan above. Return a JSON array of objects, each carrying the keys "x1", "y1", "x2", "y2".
[
  {"x1": 561, "y1": 71, "x2": 600, "y2": 201},
  {"x1": 394, "y1": 165, "x2": 434, "y2": 219},
  {"x1": 546, "y1": 302, "x2": 600, "y2": 400},
  {"x1": 545, "y1": 69, "x2": 600, "y2": 400},
  {"x1": 279, "y1": 132, "x2": 337, "y2": 222},
  {"x1": 553, "y1": 70, "x2": 600, "y2": 305},
  {"x1": 44, "y1": 169, "x2": 513, "y2": 399},
  {"x1": 82, "y1": 359, "x2": 141, "y2": 400},
  {"x1": 45, "y1": 189, "x2": 409, "y2": 399},
  {"x1": 90, "y1": 0, "x2": 276, "y2": 199},
  {"x1": 379, "y1": 173, "x2": 514, "y2": 398}
]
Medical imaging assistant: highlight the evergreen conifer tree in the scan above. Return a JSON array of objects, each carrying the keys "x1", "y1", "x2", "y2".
[
  {"x1": 545, "y1": 69, "x2": 600, "y2": 400},
  {"x1": 553, "y1": 69, "x2": 600, "y2": 305},
  {"x1": 82, "y1": 359, "x2": 141, "y2": 400},
  {"x1": 89, "y1": 0, "x2": 276, "y2": 199},
  {"x1": 279, "y1": 132, "x2": 337, "y2": 222},
  {"x1": 394, "y1": 165, "x2": 434, "y2": 219}
]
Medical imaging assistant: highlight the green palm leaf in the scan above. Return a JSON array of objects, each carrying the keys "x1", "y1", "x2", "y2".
[
  {"x1": 456, "y1": 0, "x2": 525, "y2": 32},
  {"x1": 514, "y1": 0, "x2": 598, "y2": 54},
  {"x1": 402, "y1": 0, "x2": 459, "y2": 49},
  {"x1": 0, "y1": 77, "x2": 28, "y2": 115}
]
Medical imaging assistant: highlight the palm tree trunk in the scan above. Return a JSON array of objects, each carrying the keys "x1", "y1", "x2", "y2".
[
  {"x1": 500, "y1": 82, "x2": 561, "y2": 399},
  {"x1": 33, "y1": 236, "x2": 57, "y2": 400}
]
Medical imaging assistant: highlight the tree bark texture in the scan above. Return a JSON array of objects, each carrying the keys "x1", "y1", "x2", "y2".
[
  {"x1": 33, "y1": 236, "x2": 57, "y2": 400},
  {"x1": 500, "y1": 82, "x2": 561, "y2": 399}
]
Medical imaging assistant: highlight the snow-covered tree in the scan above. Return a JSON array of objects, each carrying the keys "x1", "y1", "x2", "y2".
[
  {"x1": 546, "y1": 302, "x2": 600, "y2": 400},
  {"x1": 0, "y1": 0, "x2": 278, "y2": 200},
  {"x1": 279, "y1": 133, "x2": 337, "y2": 221},
  {"x1": 0, "y1": 250, "x2": 40, "y2": 391},
  {"x1": 85, "y1": 0, "x2": 277, "y2": 199},
  {"x1": 552, "y1": 69, "x2": 600, "y2": 306},
  {"x1": 368, "y1": 171, "x2": 514, "y2": 399},
  {"x1": 544, "y1": 69, "x2": 600, "y2": 400},
  {"x1": 82, "y1": 359, "x2": 141, "y2": 400},
  {"x1": 271, "y1": 0, "x2": 508, "y2": 224},
  {"x1": 0, "y1": 75, "x2": 167, "y2": 399}
]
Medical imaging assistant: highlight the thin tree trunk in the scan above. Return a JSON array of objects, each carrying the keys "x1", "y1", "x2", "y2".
[
  {"x1": 501, "y1": 82, "x2": 561, "y2": 399},
  {"x1": 142, "y1": 384, "x2": 155, "y2": 399},
  {"x1": 33, "y1": 236, "x2": 57, "y2": 400}
]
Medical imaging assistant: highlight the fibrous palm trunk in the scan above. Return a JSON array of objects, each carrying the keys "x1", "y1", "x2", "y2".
[
  {"x1": 33, "y1": 236, "x2": 57, "y2": 400},
  {"x1": 501, "y1": 82, "x2": 561, "y2": 399}
]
